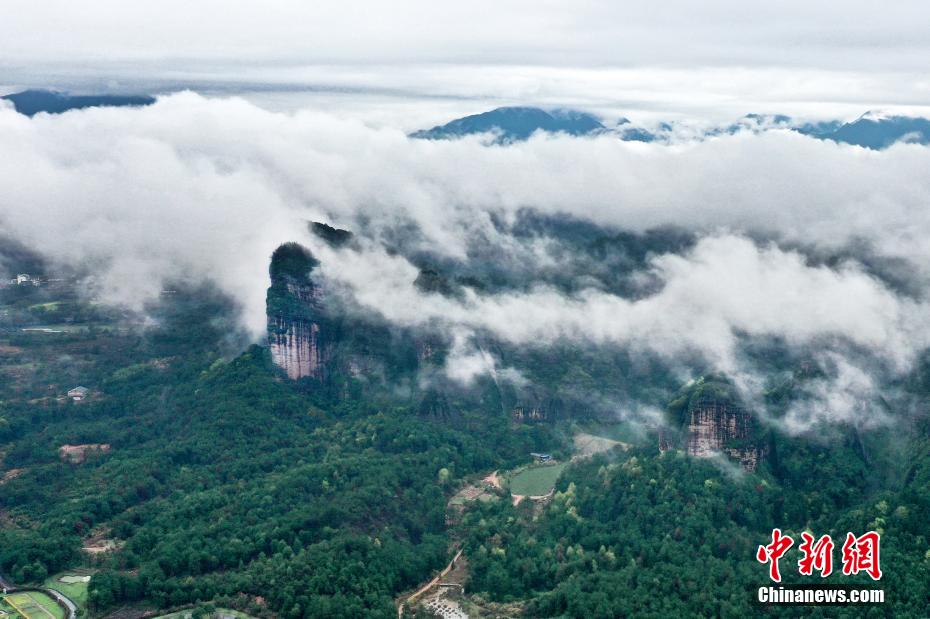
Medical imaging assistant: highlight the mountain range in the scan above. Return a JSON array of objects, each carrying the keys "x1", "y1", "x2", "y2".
[
  {"x1": 412, "y1": 106, "x2": 930, "y2": 149},
  {"x1": 1, "y1": 89, "x2": 155, "y2": 116},
  {"x1": 3, "y1": 90, "x2": 928, "y2": 150}
]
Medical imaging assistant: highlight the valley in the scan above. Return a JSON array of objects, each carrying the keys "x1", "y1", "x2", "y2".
[{"x1": 1, "y1": 230, "x2": 929, "y2": 617}]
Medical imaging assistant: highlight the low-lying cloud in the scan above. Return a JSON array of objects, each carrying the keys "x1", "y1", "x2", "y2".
[
  {"x1": 2, "y1": 92, "x2": 929, "y2": 430},
  {"x1": 318, "y1": 234, "x2": 929, "y2": 378}
]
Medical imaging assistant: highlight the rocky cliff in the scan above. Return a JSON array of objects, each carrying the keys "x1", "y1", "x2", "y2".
[
  {"x1": 663, "y1": 376, "x2": 764, "y2": 471},
  {"x1": 266, "y1": 243, "x2": 330, "y2": 380}
]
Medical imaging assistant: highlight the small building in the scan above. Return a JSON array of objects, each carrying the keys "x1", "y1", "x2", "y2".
[
  {"x1": 530, "y1": 452, "x2": 552, "y2": 463},
  {"x1": 67, "y1": 386, "x2": 89, "y2": 401}
]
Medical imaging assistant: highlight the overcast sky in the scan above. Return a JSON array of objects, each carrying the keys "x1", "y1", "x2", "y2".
[{"x1": 3, "y1": 1, "x2": 930, "y2": 124}]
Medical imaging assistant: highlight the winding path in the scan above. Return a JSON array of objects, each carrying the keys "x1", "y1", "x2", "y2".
[{"x1": 397, "y1": 548, "x2": 463, "y2": 619}]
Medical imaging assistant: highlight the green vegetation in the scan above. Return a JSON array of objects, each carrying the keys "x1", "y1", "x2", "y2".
[
  {"x1": 508, "y1": 463, "x2": 567, "y2": 496},
  {"x1": 2, "y1": 592, "x2": 64, "y2": 619},
  {"x1": 44, "y1": 572, "x2": 92, "y2": 609},
  {"x1": 460, "y1": 445, "x2": 930, "y2": 617},
  {"x1": 153, "y1": 607, "x2": 256, "y2": 619},
  {"x1": 0, "y1": 286, "x2": 557, "y2": 619},
  {"x1": 3, "y1": 239, "x2": 930, "y2": 617}
]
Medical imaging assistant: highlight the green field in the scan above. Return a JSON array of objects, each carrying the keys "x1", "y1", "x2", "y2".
[
  {"x1": 509, "y1": 463, "x2": 567, "y2": 496},
  {"x1": 2, "y1": 592, "x2": 64, "y2": 619},
  {"x1": 45, "y1": 571, "x2": 93, "y2": 608}
]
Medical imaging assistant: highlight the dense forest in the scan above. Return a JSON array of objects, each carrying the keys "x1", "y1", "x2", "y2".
[
  {"x1": 2, "y1": 235, "x2": 930, "y2": 618},
  {"x1": 0, "y1": 281, "x2": 554, "y2": 618}
]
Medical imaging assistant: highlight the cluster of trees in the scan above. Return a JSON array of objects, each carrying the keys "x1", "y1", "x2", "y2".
[
  {"x1": 0, "y1": 287, "x2": 559, "y2": 618},
  {"x1": 460, "y1": 438, "x2": 930, "y2": 617},
  {"x1": 3, "y1": 244, "x2": 930, "y2": 618}
]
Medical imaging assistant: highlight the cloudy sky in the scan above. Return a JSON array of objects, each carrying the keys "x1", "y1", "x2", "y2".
[{"x1": 3, "y1": 1, "x2": 930, "y2": 124}]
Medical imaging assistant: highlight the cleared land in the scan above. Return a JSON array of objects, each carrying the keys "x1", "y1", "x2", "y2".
[
  {"x1": 3, "y1": 592, "x2": 64, "y2": 619},
  {"x1": 579, "y1": 421, "x2": 645, "y2": 444},
  {"x1": 509, "y1": 463, "x2": 567, "y2": 496},
  {"x1": 572, "y1": 432, "x2": 627, "y2": 459}
]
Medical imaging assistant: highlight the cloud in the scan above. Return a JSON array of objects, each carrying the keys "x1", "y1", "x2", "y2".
[
  {"x1": 319, "y1": 235, "x2": 930, "y2": 374},
  {"x1": 779, "y1": 353, "x2": 891, "y2": 434},
  {"x1": 3, "y1": 1, "x2": 930, "y2": 72},
  {"x1": 440, "y1": 330, "x2": 527, "y2": 386},
  {"x1": 1, "y1": 92, "x2": 929, "y2": 412},
  {"x1": 5, "y1": 2, "x2": 930, "y2": 127}
]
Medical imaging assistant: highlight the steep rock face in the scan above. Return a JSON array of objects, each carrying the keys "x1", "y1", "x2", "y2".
[
  {"x1": 510, "y1": 386, "x2": 564, "y2": 423},
  {"x1": 266, "y1": 243, "x2": 330, "y2": 380},
  {"x1": 685, "y1": 397, "x2": 762, "y2": 471},
  {"x1": 663, "y1": 377, "x2": 764, "y2": 471}
]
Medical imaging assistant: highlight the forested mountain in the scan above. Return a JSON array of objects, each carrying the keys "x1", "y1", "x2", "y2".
[
  {"x1": 409, "y1": 107, "x2": 610, "y2": 143},
  {"x1": 412, "y1": 106, "x2": 930, "y2": 148},
  {"x1": 1, "y1": 90, "x2": 155, "y2": 116},
  {"x1": 1, "y1": 218, "x2": 929, "y2": 617}
]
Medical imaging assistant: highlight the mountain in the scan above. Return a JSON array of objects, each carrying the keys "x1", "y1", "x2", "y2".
[
  {"x1": 410, "y1": 106, "x2": 607, "y2": 143},
  {"x1": 662, "y1": 375, "x2": 765, "y2": 471},
  {"x1": 710, "y1": 112, "x2": 930, "y2": 148},
  {"x1": 4, "y1": 225, "x2": 930, "y2": 617},
  {"x1": 615, "y1": 118, "x2": 658, "y2": 142},
  {"x1": 818, "y1": 113, "x2": 930, "y2": 149},
  {"x1": 413, "y1": 107, "x2": 930, "y2": 150},
  {"x1": 1, "y1": 89, "x2": 155, "y2": 116},
  {"x1": 711, "y1": 114, "x2": 841, "y2": 138},
  {"x1": 266, "y1": 243, "x2": 330, "y2": 380}
]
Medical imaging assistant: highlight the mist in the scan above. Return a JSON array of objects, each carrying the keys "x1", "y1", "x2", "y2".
[{"x1": 2, "y1": 92, "x2": 929, "y2": 429}]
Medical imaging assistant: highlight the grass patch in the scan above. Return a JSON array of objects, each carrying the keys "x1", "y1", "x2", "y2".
[
  {"x1": 45, "y1": 571, "x2": 93, "y2": 608},
  {"x1": 509, "y1": 463, "x2": 567, "y2": 496}
]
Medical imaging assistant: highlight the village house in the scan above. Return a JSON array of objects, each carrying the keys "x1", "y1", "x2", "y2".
[{"x1": 68, "y1": 386, "x2": 89, "y2": 401}]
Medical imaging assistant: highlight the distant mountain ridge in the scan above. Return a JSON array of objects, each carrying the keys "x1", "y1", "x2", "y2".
[
  {"x1": 1, "y1": 89, "x2": 155, "y2": 116},
  {"x1": 410, "y1": 106, "x2": 610, "y2": 143},
  {"x1": 411, "y1": 106, "x2": 930, "y2": 149},
  {"x1": 822, "y1": 113, "x2": 930, "y2": 148}
]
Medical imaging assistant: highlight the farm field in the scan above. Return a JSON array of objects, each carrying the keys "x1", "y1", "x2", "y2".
[
  {"x1": 508, "y1": 463, "x2": 567, "y2": 496},
  {"x1": 44, "y1": 571, "x2": 93, "y2": 608},
  {"x1": 1, "y1": 592, "x2": 64, "y2": 619}
]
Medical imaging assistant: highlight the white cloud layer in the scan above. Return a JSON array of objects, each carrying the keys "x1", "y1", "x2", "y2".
[
  {"x1": 318, "y1": 234, "x2": 930, "y2": 375},
  {"x1": 1, "y1": 93, "x2": 929, "y2": 421},
  {"x1": 4, "y1": 2, "x2": 930, "y2": 126},
  {"x1": 3, "y1": 1, "x2": 930, "y2": 71}
]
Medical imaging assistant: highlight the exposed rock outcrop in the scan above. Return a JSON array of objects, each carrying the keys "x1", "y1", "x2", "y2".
[
  {"x1": 510, "y1": 386, "x2": 563, "y2": 423},
  {"x1": 685, "y1": 396, "x2": 762, "y2": 471},
  {"x1": 663, "y1": 376, "x2": 764, "y2": 471},
  {"x1": 266, "y1": 243, "x2": 331, "y2": 380},
  {"x1": 60, "y1": 443, "x2": 111, "y2": 464}
]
